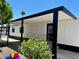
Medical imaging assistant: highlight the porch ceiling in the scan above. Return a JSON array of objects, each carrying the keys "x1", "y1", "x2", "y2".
[
  {"x1": 23, "y1": 10, "x2": 75, "y2": 24},
  {"x1": 24, "y1": 13, "x2": 53, "y2": 24},
  {"x1": 10, "y1": 21, "x2": 21, "y2": 26}
]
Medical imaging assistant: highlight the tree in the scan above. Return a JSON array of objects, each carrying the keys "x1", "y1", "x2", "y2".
[
  {"x1": 0, "y1": 0, "x2": 13, "y2": 24},
  {"x1": 0, "y1": 0, "x2": 13, "y2": 42},
  {"x1": 21, "y1": 10, "x2": 26, "y2": 16}
]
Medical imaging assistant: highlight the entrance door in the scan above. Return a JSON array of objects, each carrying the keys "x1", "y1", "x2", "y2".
[{"x1": 47, "y1": 23, "x2": 53, "y2": 41}]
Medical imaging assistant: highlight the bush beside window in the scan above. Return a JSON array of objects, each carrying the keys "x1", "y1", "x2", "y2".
[{"x1": 18, "y1": 38, "x2": 52, "y2": 59}]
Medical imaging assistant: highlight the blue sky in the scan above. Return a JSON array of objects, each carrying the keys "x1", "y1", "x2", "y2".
[{"x1": 6, "y1": 0, "x2": 79, "y2": 20}]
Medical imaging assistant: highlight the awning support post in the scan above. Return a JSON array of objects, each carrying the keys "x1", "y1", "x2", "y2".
[
  {"x1": 7, "y1": 23, "x2": 10, "y2": 45},
  {"x1": 21, "y1": 20, "x2": 24, "y2": 42},
  {"x1": 52, "y1": 11, "x2": 58, "y2": 59}
]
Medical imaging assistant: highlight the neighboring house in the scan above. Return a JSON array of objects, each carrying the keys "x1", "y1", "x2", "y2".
[{"x1": 0, "y1": 24, "x2": 7, "y2": 35}]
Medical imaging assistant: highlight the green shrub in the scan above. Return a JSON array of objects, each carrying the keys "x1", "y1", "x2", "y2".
[{"x1": 18, "y1": 38, "x2": 52, "y2": 59}]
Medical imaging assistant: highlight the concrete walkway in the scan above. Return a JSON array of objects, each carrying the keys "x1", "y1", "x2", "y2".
[
  {"x1": 1, "y1": 35, "x2": 20, "y2": 42},
  {"x1": 57, "y1": 49, "x2": 79, "y2": 59}
]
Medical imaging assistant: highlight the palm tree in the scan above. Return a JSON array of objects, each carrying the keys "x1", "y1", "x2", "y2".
[{"x1": 21, "y1": 10, "x2": 26, "y2": 16}]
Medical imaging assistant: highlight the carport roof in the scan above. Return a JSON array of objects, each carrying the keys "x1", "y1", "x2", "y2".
[{"x1": 11, "y1": 6, "x2": 76, "y2": 22}]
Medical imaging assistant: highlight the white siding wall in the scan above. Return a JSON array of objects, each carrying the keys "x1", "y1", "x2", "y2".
[
  {"x1": 10, "y1": 18, "x2": 79, "y2": 47},
  {"x1": 10, "y1": 26, "x2": 21, "y2": 37},
  {"x1": 23, "y1": 22, "x2": 48, "y2": 40},
  {"x1": 10, "y1": 22, "x2": 52, "y2": 40},
  {"x1": 58, "y1": 19, "x2": 79, "y2": 47}
]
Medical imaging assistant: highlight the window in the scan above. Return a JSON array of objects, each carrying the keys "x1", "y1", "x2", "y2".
[
  {"x1": 48, "y1": 24, "x2": 53, "y2": 34},
  {"x1": 47, "y1": 23, "x2": 53, "y2": 41},
  {"x1": 12, "y1": 27, "x2": 15, "y2": 33},
  {"x1": 48, "y1": 26, "x2": 52, "y2": 34}
]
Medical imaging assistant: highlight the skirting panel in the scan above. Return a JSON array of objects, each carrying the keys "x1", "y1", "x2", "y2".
[{"x1": 58, "y1": 44, "x2": 79, "y2": 53}]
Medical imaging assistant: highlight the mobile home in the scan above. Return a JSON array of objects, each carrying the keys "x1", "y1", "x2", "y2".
[
  {"x1": 8, "y1": 6, "x2": 76, "y2": 58},
  {"x1": 9, "y1": 6, "x2": 76, "y2": 41}
]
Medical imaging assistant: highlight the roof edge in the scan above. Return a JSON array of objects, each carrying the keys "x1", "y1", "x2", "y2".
[
  {"x1": 61, "y1": 6, "x2": 77, "y2": 19},
  {"x1": 10, "y1": 6, "x2": 76, "y2": 22}
]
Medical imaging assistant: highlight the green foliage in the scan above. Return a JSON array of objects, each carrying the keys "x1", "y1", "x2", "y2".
[
  {"x1": 18, "y1": 38, "x2": 52, "y2": 59},
  {"x1": 21, "y1": 10, "x2": 26, "y2": 16},
  {"x1": 0, "y1": 0, "x2": 13, "y2": 24}
]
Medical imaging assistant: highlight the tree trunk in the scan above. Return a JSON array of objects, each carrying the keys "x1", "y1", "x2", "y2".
[{"x1": 0, "y1": 24, "x2": 2, "y2": 41}]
